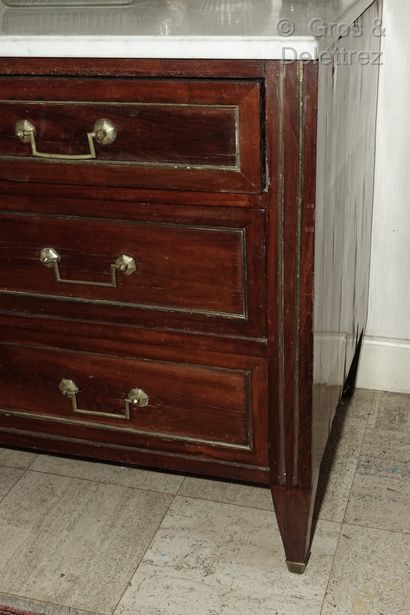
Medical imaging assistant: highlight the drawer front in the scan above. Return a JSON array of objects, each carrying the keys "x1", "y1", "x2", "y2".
[
  {"x1": 0, "y1": 208, "x2": 266, "y2": 336},
  {"x1": 0, "y1": 344, "x2": 268, "y2": 465},
  {"x1": 0, "y1": 77, "x2": 262, "y2": 193}
]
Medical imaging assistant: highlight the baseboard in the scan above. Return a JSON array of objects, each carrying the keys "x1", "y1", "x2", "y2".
[{"x1": 357, "y1": 336, "x2": 410, "y2": 393}]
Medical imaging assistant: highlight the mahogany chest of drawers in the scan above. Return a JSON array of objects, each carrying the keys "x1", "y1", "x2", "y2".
[{"x1": 0, "y1": 2, "x2": 381, "y2": 573}]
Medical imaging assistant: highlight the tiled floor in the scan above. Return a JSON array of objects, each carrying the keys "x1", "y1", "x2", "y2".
[{"x1": 0, "y1": 390, "x2": 408, "y2": 615}]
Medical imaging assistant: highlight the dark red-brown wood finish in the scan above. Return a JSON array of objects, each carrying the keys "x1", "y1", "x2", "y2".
[
  {"x1": 0, "y1": 77, "x2": 262, "y2": 193},
  {"x1": 265, "y1": 59, "x2": 319, "y2": 569},
  {"x1": 0, "y1": 205, "x2": 266, "y2": 337},
  {"x1": 0, "y1": 1, "x2": 381, "y2": 573}
]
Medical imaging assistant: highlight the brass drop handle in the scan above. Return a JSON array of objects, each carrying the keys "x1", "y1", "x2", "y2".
[
  {"x1": 59, "y1": 379, "x2": 149, "y2": 420},
  {"x1": 15, "y1": 118, "x2": 117, "y2": 161},
  {"x1": 40, "y1": 248, "x2": 136, "y2": 288},
  {"x1": 127, "y1": 388, "x2": 150, "y2": 408}
]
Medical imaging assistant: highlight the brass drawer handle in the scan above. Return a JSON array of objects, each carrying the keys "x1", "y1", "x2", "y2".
[
  {"x1": 59, "y1": 379, "x2": 149, "y2": 420},
  {"x1": 40, "y1": 248, "x2": 136, "y2": 288},
  {"x1": 15, "y1": 118, "x2": 117, "y2": 161}
]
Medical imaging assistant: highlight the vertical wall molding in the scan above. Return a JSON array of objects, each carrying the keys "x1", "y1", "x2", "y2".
[{"x1": 366, "y1": 0, "x2": 410, "y2": 349}]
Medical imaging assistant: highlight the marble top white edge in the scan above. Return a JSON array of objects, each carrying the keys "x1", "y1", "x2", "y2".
[
  {"x1": 0, "y1": 0, "x2": 378, "y2": 60},
  {"x1": 0, "y1": 35, "x2": 319, "y2": 60}
]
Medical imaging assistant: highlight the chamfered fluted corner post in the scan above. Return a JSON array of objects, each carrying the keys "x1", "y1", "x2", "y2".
[{"x1": 265, "y1": 57, "x2": 319, "y2": 575}]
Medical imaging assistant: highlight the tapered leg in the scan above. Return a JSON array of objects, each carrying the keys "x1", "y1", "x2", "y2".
[{"x1": 271, "y1": 486, "x2": 313, "y2": 574}]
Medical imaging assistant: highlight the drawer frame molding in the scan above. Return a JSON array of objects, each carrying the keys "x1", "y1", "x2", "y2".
[
  {"x1": 0, "y1": 341, "x2": 258, "y2": 455},
  {"x1": 0, "y1": 406, "x2": 254, "y2": 453},
  {"x1": 2, "y1": 99, "x2": 241, "y2": 173}
]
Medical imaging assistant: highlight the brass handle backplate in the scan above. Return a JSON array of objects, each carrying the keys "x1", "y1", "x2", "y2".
[
  {"x1": 40, "y1": 248, "x2": 136, "y2": 288},
  {"x1": 59, "y1": 379, "x2": 149, "y2": 420},
  {"x1": 15, "y1": 118, "x2": 117, "y2": 161}
]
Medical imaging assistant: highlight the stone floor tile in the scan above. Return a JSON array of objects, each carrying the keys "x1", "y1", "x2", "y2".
[
  {"x1": 179, "y1": 476, "x2": 273, "y2": 511},
  {"x1": 316, "y1": 405, "x2": 369, "y2": 523},
  {"x1": 31, "y1": 454, "x2": 184, "y2": 495},
  {"x1": 115, "y1": 497, "x2": 340, "y2": 615},
  {"x1": 0, "y1": 471, "x2": 173, "y2": 614},
  {"x1": 0, "y1": 592, "x2": 101, "y2": 615},
  {"x1": 0, "y1": 447, "x2": 38, "y2": 470},
  {"x1": 345, "y1": 391, "x2": 410, "y2": 532},
  {"x1": 322, "y1": 524, "x2": 410, "y2": 614},
  {"x1": 0, "y1": 466, "x2": 24, "y2": 501}
]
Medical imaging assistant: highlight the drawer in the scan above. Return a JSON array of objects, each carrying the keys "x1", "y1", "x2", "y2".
[
  {"x1": 0, "y1": 77, "x2": 262, "y2": 193},
  {"x1": 0, "y1": 207, "x2": 266, "y2": 337},
  {"x1": 0, "y1": 343, "x2": 268, "y2": 465}
]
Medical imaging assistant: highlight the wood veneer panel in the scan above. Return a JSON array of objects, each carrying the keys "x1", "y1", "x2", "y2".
[
  {"x1": 0, "y1": 77, "x2": 262, "y2": 193},
  {"x1": 0, "y1": 342, "x2": 269, "y2": 467},
  {"x1": 0, "y1": 430, "x2": 270, "y2": 484},
  {"x1": 0, "y1": 58, "x2": 265, "y2": 79},
  {"x1": 0, "y1": 204, "x2": 266, "y2": 337}
]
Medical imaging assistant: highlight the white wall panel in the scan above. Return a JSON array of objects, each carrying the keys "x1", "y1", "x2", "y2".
[{"x1": 366, "y1": 0, "x2": 410, "y2": 341}]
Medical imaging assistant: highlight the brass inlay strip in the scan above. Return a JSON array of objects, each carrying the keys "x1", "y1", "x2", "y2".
[
  {"x1": 0, "y1": 408, "x2": 253, "y2": 453},
  {"x1": 292, "y1": 62, "x2": 305, "y2": 487},
  {"x1": 0, "y1": 290, "x2": 248, "y2": 321},
  {"x1": 0, "y1": 426, "x2": 267, "y2": 471},
  {"x1": 0, "y1": 155, "x2": 240, "y2": 173},
  {"x1": 234, "y1": 105, "x2": 241, "y2": 171},
  {"x1": 245, "y1": 371, "x2": 254, "y2": 452},
  {"x1": 277, "y1": 62, "x2": 286, "y2": 484},
  {"x1": 0, "y1": 100, "x2": 238, "y2": 109}
]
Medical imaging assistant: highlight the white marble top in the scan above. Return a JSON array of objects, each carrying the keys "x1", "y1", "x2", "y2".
[{"x1": 0, "y1": 0, "x2": 377, "y2": 60}]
